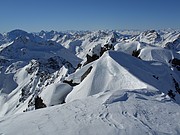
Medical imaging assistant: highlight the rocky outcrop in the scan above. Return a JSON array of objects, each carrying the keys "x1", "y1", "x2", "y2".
[
  {"x1": 83, "y1": 44, "x2": 114, "y2": 66},
  {"x1": 35, "y1": 96, "x2": 46, "y2": 109},
  {"x1": 81, "y1": 66, "x2": 93, "y2": 82},
  {"x1": 132, "y1": 49, "x2": 141, "y2": 58},
  {"x1": 169, "y1": 58, "x2": 180, "y2": 71}
]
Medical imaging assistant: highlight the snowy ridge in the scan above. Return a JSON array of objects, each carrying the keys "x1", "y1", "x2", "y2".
[
  {"x1": 66, "y1": 50, "x2": 180, "y2": 103},
  {"x1": 0, "y1": 29, "x2": 180, "y2": 135}
]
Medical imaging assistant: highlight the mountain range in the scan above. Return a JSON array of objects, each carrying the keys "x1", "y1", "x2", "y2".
[{"x1": 0, "y1": 29, "x2": 180, "y2": 135}]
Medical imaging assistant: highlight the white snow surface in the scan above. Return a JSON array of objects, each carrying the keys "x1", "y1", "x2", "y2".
[
  {"x1": 66, "y1": 51, "x2": 179, "y2": 102},
  {"x1": 0, "y1": 29, "x2": 180, "y2": 135},
  {"x1": 40, "y1": 83, "x2": 72, "y2": 106},
  {"x1": 1, "y1": 89, "x2": 180, "y2": 135}
]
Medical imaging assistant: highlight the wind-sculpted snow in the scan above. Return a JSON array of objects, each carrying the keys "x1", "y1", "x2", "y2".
[
  {"x1": 139, "y1": 47, "x2": 174, "y2": 64},
  {"x1": 0, "y1": 29, "x2": 180, "y2": 134},
  {"x1": 66, "y1": 51, "x2": 180, "y2": 103},
  {"x1": 0, "y1": 89, "x2": 180, "y2": 135},
  {"x1": 40, "y1": 83, "x2": 72, "y2": 106},
  {"x1": 114, "y1": 41, "x2": 145, "y2": 54}
]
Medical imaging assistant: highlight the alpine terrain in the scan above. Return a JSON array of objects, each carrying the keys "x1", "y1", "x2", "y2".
[{"x1": 0, "y1": 29, "x2": 180, "y2": 135}]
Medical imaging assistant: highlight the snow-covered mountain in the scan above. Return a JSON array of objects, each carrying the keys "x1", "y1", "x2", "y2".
[
  {"x1": 0, "y1": 29, "x2": 180, "y2": 135},
  {"x1": 0, "y1": 30, "x2": 81, "y2": 116}
]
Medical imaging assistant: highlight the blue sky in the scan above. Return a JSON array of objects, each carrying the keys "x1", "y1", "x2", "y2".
[{"x1": 0, "y1": 0, "x2": 179, "y2": 32}]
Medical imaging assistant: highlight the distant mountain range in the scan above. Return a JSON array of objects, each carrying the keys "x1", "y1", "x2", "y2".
[{"x1": 0, "y1": 29, "x2": 180, "y2": 135}]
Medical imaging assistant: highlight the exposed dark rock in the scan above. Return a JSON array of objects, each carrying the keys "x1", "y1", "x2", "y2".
[
  {"x1": 172, "y1": 58, "x2": 180, "y2": 66},
  {"x1": 83, "y1": 44, "x2": 114, "y2": 67},
  {"x1": 168, "y1": 90, "x2": 175, "y2": 100},
  {"x1": 172, "y1": 78, "x2": 180, "y2": 94},
  {"x1": 25, "y1": 60, "x2": 39, "y2": 74},
  {"x1": 63, "y1": 79, "x2": 79, "y2": 86},
  {"x1": 19, "y1": 83, "x2": 33, "y2": 103},
  {"x1": 76, "y1": 63, "x2": 82, "y2": 69},
  {"x1": 81, "y1": 66, "x2": 93, "y2": 82},
  {"x1": 26, "y1": 56, "x2": 75, "y2": 75},
  {"x1": 47, "y1": 57, "x2": 60, "y2": 70},
  {"x1": 107, "y1": 32, "x2": 119, "y2": 44},
  {"x1": 100, "y1": 44, "x2": 114, "y2": 56},
  {"x1": 169, "y1": 58, "x2": 180, "y2": 71},
  {"x1": 152, "y1": 75, "x2": 159, "y2": 80},
  {"x1": 89, "y1": 36, "x2": 96, "y2": 42},
  {"x1": 132, "y1": 49, "x2": 141, "y2": 58},
  {"x1": 83, "y1": 54, "x2": 99, "y2": 66},
  {"x1": 35, "y1": 96, "x2": 46, "y2": 109}
]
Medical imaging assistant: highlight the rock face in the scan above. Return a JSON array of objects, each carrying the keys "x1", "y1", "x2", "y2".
[
  {"x1": 34, "y1": 96, "x2": 46, "y2": 109},
  {"x1": 169, "y1": 58, "x2": 180, "y2": 71},
  {"x1": 132, "y1": 49, "x2": 141, "y2": 58}
]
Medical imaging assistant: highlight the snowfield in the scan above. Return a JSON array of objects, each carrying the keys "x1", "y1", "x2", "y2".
[
  {"x1": 0, "y1": 29, "x2": 180, "y2": 135},
  {"x1": 1, "y1": 89, "x2": 180, "y2": 135}
]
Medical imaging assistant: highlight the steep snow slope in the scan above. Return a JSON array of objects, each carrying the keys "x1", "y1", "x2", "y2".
[
  {"x1": 66, "y1": 51, "x2": 180, "y2": 102},
  {"x1": 1, "y1": 89, "x2": 180, "y2": 135},
  {"x1": 66, "y1": 51, "x2": 147, "y2": 102}
]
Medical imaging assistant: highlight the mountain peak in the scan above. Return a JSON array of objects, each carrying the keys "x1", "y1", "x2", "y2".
[{"x1": 0, "y1": 29, "x2": 180, "y2": 135}]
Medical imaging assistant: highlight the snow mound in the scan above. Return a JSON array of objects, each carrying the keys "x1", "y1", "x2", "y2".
[
  {"x1": 139, "y1": 47, "x2": 174, "y2": 64},
  {"x1": 40, "y1": 83, "x2": 72, "y2": 106},
  {"x1": 114, "y1": 41, "x2": 146, "y2": 54}
]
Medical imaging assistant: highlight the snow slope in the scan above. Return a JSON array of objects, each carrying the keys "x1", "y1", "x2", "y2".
[
  {"x1": 0, "y1": 29, "x2": 180, "y2": 135},
  {"x1": 0, "y1": 30, "x2": 81, "y2": 117},
  {"x1": 66, "y1": 51, "x2": 180, "y2": 102},
  {"x1": 1, "y1": 89, "x2": 180, "y2": 135}
]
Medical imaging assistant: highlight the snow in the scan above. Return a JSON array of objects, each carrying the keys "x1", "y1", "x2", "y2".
[
  {"x1": 114, "y1": 41, "x2": 143, "y2": 54},
  {"x1": 1, "y1": 89, "x2": 180, "y2": 135},
  {"x1": 66, "y1": 50, "x2": 178, "y2": 102},
  {"x1": 0, "y1": 29, "x2": 180, "y2": 135},
  {"x1": 139, "y1": 46, "x2": 174, "y2": 64},
  {"x1": 66, "y1": 51, "x2": 148, "y2": 102},
  {"x1": 40, "y1": 83, "x2": 72, "y2": 106}
]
